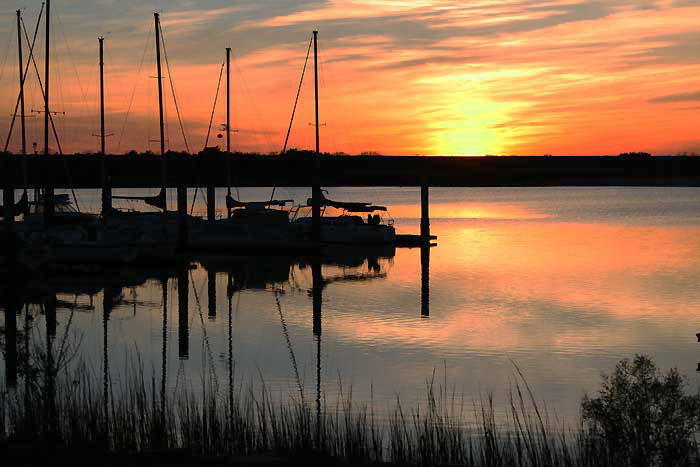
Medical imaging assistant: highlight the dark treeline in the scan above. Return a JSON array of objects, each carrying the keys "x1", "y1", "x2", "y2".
[{"x1": 4, "y1": 150, "x2": 700, "y2": 188}]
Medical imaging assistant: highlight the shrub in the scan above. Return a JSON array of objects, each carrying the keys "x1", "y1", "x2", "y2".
[{"x1": 582, "y1": 354, "x2": 700, "y2": 466}]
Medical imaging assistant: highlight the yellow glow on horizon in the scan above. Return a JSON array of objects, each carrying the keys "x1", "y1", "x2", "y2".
[
  {"x1": 415, "y1": 69, "x2": 539, "y2": 156},
  {"x1": 425, "y1": 97, "x2": 527, "y2": 156}
]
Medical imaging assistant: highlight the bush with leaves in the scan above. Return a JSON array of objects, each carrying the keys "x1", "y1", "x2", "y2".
[{"x1": 582, "y1": 354, "x2": 700, "y2": 466}]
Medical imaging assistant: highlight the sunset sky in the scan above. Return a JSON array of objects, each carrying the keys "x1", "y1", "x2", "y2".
[{"x1": 0, "y1": 0, "x2": 698, "y2": 156}]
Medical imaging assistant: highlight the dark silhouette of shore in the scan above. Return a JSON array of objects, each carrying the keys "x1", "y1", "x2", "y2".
[{"x1": 4, "y1": 152, "x2": 700, "y2": 189}]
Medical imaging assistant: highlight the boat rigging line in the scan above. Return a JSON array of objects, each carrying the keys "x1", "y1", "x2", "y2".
[
  {"x1": 22, "y1": 18, "x2": 63, "y2": 154},
  {"x1": 190, "y1": 270, "x2": 219, "y2": 389},
  {"x1": 191, "y1": 58, "x2": 225, "y2": 215},
  {"x1": 275, "y1": 290, "x2": 305, "y2": 404},
  {"x1": 4, "y1": 4, "x2": 44, "y2": 153},
  {"x1": 0, "y1": 17, "x2": 14, "y2": 145},
  {"x1": 117, "y1": 27, "x2": 151, "y2": 152},
  {"x1": 0, "y1": 17, "x2": 14, "y2": 85},
  {"x1": 158, "y1": 20, "x2": 191, "y2": 153},
  {"x1": 231, "y1": 53, "x2": 275, "y2": 152},
  {"x1": 20, "y1": 16, "x2": 82, "y2": 213},
  {"x1": 55, "y1": 7, "x2": 97, "y2": 150},
  {"x1": 270, "y1": 37, "x2": 312, "y2": 203},
  {"x1": 281, "y1": 38, "x2": 312, "y2": 156},
  {"x1": 203, "y1": 59, "x2": 225, "y2": 150}
]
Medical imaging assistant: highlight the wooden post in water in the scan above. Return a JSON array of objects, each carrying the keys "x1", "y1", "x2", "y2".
[
  {"x1": 421, "y1": 244, "x2": 430, "y2": 318},
  {"x1": 178, "y1": 267, "x2": 189, "y2": 360},
  {"x1": 420, "y1": 181, "x2": 430, "y2": 242},
  {"x1": 206, "y1": 185, "x2": 215, "y2": 221},
  {"x1": 176, "y1": 180, "x2": 187, "y2": 251},
  {"x1": 311, "y1": 31, "x2": 321, "y2": 244}
]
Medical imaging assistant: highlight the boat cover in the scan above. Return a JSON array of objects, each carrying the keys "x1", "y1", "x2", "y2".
[
  {"x1": 306, "y1": 192, "x2": 387, "y2": 212},
  {"x1": 226, "y1": 194, "x2": 293, "y2": 210},
  {"x1": 113, "y1": 188, "x2": 166, "y2": 210}
]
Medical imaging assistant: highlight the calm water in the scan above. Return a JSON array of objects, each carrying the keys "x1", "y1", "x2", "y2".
[{"x1": 3, "y1": 186, "x2": 700, "y2": 423}]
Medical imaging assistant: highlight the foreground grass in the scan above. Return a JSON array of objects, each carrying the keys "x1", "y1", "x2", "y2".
[{"x1": 2, "y1": 356, "x2": 700, "y2": 466}]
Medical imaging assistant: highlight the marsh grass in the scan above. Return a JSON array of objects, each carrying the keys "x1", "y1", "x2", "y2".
[{"x1": 2, "y1": 357, "x2": 700, "y2": 466}]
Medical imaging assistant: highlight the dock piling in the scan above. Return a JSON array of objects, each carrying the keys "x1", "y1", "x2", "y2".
[
  {"x1": 207, "y1": 185, "x2": 215, "y2": 221},
  {"x1": 177, "y1": 183, "x2": 188, "y2": 251},
  {"x1": 420, "y1": 182, "x2": 430, "y2": 242}
]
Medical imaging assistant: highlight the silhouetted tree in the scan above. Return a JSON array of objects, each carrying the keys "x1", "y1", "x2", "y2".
[
  {"x1": 582, "y1": 355, "x2": 700, "y2": 465},
  {"x1": 618, "y1": 152, "x2": 651, "y2": 158}
]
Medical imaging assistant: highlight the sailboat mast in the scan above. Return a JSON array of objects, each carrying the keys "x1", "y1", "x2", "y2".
[
  {"x1": 99, "y1": 37, "x2": 105, "y2": 156},
  {"x1": 226, "y1": 47, "x2": 232, "y2": 218},
  {"x1": 313, "y1": 31, "x2": 319, "y2": 156},
  {"x1": 311, "y1": 30, "x2": 321, "y2": 243},
  {"x1": 99, "y1": 36, "x2": 111, "y2": 215},
  {"x1": 44, "y1": 0, "x2": 50, "y2": 156},
  {"x1": 43, "y1": 0, "x2": 53, "y2": 225},
  {"x1": 16, "y1": 10, "x2": 26, "y2": 155},
  {"x1": 226, "y1": 47, "x2": 231, "y2": 156},
  {"x1": 155, "y1": 13, "x2": 166, "y2": 211}
]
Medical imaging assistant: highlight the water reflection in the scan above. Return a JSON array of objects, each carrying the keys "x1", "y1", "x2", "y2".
[
  {"x1": 421, "y1": 244, "x2": 430, "y2": 318},
  {"x1": 8, "y1": 187, "x2": 700, "y2": 425},
  {"x1": 0, "y1": 245, "x2": 401, "y2": 424}
]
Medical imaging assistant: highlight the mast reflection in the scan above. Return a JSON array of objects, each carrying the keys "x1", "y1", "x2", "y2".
[
  {"x1": 4, "y1": 287, "x2": 18, "y2": 388},
  {"x1": 44, "y1": 294, "x2": 57, "y2": 444},
  {"x1": 208, "y1": 269, "x2": 216, "y2": 321},
  {"x1": 102, "y1": 285, "x2": 114, "y2": 445},
  {"x1": 160, "y1": 278, "x2": 168, "y2": 421},
  {"x1": 312, "y1": 256, "x2": 322, "y2": 442},
  {"x1": 178, "y1": 267, "x2": 189, "y2": 361}
]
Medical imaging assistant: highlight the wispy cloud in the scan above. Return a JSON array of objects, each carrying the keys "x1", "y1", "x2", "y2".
[
  {"x1": 0, "y1": 0, "x2": 699, "y2": 155},
  {"x1": 650, "y1": 90, "x2": 700, "y2": 104}
]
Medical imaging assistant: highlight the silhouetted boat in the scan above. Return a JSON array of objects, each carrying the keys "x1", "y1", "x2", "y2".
[
  {"x1": 189, "y1": 48, "x2": 300, "y2": 250},
  {"x1": 189, "y1": 198, "x2": 300, "y2": 250},
  {"x1": 294, "y1": 192, "x2": 396, "y2": 244},
  {"x1": 288, "y1": 31, "x2": 396, "y2": 246}
]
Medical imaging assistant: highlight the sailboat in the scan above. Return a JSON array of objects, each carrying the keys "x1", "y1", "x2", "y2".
[
  {"x1": 291, "y1": 31, "x2": 396, "y2": 245},
  {"x1": 189, "y1": 47, "x2": 300, "y2": 250},
  {"x1": 8, "y1": 3, "x2": 138, "y2": 267},
  {"x1": 294, "y1": 191, "x2": 396, "y2": 244},
  {"x1": 101, "y1": 13, "x2": 198, "y2": 262}
]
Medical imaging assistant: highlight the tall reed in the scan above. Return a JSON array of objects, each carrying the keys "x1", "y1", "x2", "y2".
[{"x1": 2, "y1": 358, "x2": 699, "y2": 466}]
